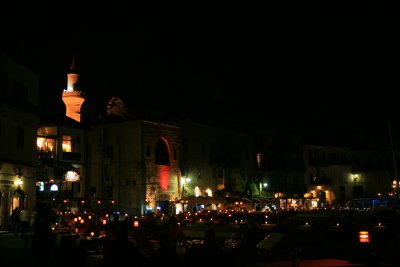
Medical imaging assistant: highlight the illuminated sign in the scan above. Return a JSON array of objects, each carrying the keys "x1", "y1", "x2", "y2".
[
  {"x1": 65, "y1": 171, "x2": 80, "y2": 182},
  {"x1": 359, "y1": 231, "x2": 370, "y2": 243},
  {"x1": 50, "y1": 184, "x2": 59, "y2": 191}
]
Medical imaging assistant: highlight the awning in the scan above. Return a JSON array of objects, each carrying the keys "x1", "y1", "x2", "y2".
[{"x1": 176, "y1": 195, "x2": 227, "y2": 204}]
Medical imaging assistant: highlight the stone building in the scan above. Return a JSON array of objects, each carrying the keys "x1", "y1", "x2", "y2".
[
  {"x1": 0, "y1": 51, "x2": 40, "y2": 229},
  {"x1": 85, "y1": 120, "x2": 180, "y2": 215}
]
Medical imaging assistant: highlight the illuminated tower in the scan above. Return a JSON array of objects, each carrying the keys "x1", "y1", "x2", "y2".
[{"x1": 62, "y1": 57, "x2": 85, "y2": 122}]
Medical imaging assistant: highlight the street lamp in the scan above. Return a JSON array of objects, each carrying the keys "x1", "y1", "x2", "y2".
[
  {"x1": 392, "y1": 180, "x2": 399, "y2": 196},
  {"x1": 352, "y1": 173, "x2": 358, "y2": 198},
  {"x1": 181, "y1": 177, "x2": 191, "y2": 198},
  {"x1": 259, "y1": 182, "x2": 268, "y2": 197}
]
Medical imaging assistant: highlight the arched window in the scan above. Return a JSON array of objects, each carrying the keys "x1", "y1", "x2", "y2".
[{"x1": 154, "y1": 138, "x2": 170, "y2": 165}]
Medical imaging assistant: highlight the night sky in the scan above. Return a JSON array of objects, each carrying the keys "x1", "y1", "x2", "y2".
[{"x1": 1, "y1": 2, "x2": 399, "y2": 143}]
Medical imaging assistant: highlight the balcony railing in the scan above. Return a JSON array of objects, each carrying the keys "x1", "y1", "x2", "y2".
[{"x1": 62, "y1": 152, "x2": 81, "y2": 161}]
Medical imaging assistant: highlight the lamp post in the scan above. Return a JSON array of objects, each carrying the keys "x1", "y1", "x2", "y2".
[
  {"x1": 352, "y1": 173, "x2": 358, "y2": 198},
  {"x1": 392, "y1": 180, "x2": 399, "y2": 196},
  {"x1": 259, "y1": 182, "x2": 268, "y2": 198}
]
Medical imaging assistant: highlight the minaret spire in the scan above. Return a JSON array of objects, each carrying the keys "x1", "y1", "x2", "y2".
[
  {"x1": 66, "y1": 56, "x2": 79, "y2": 92},
  {"x1": 62, "y1": 56, "x2": 85, "y2": 122},
  {"x1": 70, "y1": 56, "x2": 76, "y2": 72}
]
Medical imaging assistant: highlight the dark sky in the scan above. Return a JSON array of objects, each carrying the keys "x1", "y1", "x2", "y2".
[{"x1": 1, "y1": 2, "x2": 399, "y2": 140}]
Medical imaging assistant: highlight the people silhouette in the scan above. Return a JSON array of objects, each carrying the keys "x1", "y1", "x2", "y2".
[{"x1": 103, "y1": 226, "x2": 144, "y2": 267}]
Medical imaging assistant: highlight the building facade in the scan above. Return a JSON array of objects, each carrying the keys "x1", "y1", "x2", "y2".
[
  {"x1": 35, "y1": 58, "x2": 86, "y2": 212},
  {"x1": 85, "y1": 120, "x2": 181, "y2": 215},
  {"x1": 0, "y1": 51, "x2": 40, "y2": 229},
  {"x1": 303, "y1": 144, "x2": 394, "y2": 208}
]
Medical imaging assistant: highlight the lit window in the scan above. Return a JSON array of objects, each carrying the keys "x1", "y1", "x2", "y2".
[
  {"x1": 37, "y1": 137, "x2": 55, "y2": 152},
  {"x1": 257, "y1": 153, "x2": 262, "y2": 168},
  {"x1": 62, "y1": 135, "x2": 80, "y2": 152}
]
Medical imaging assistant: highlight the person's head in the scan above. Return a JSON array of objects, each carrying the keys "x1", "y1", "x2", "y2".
[{"x1": 116, "y1": 226, "x2": 129, "y2": 241}]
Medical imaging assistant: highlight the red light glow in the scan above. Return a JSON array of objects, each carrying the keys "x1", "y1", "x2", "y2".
[{"x1": 159, "y1": 165, "x2": 170, "y2": 190}]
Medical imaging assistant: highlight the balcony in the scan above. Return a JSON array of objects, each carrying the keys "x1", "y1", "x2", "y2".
[
  {"x1": 62, "y1": 152, "x2": 81, "y2": 161},
  {"x1": 37, "y1": 150, "x2": 55, "y2": 167}
]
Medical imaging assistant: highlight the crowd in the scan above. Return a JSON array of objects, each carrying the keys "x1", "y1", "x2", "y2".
[{"x1": 11, "y1": 207, "x2": 268, "y2": 267}]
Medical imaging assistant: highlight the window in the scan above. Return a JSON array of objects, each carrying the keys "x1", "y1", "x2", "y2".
[
  {"x1": 62, "y1": 135, "x2": 80, "y2": 152},
  {"x1": 37, "y1": 137, "x2": 56, "y2": 164},
  {"x1": 17, "y1": 126, "x2": 24, "y2": 148},
  {"x1": 257, "y1": 153, "x2": 262, "y2": 168},
  {"x1": 37, "y1": 137, "x2": 55, "y2": 152}
]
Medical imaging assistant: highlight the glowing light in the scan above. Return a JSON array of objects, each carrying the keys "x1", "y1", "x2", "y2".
[
  {"x1": 195, "y1": 186, "x2": 201, "y2": 197},
  {"x1": 37, "y1": 181, "x2": 44, "y2": 192},
  {"x1": 37, "y1": 138, "x2": 44, "y2": 148},
  {"x1": 206, "y1": 188, "x2": 213, "y2": 197},
  {"x1": 359, "y1": 231, "x2": 370, "y2": 243},
  {"x1": 62, "y1": 91, "x2": 85, "y2": 122},
  {"x1": 50, "y1": 184, "x2": 59, "y2": 191},
  {"x1": 65, "y1": 171, "x2": 80, "y2": 182},
  {"x1": 62, "y1": 143, "x2": 71, "y2": 152},
  {"x1": 160, "y1": 165, "x2": 170, "y2": 190}
]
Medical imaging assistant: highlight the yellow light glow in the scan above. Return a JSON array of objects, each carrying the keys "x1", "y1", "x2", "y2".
[
  {"x1": 37, "y1": 138, "x2": 44, "y2": 148},
  {"x1": 203, "y1": 188, "x2": 212, "y2": 197},
  {"x1": 62, "y1": 143, "x2": 71, "y2": 152},
  {"x1": 359, "y1": 231, "x2": 370, "y2": 243},
  {"x1": 65, "y1": 171, "x2": 80, "y2": 182}
]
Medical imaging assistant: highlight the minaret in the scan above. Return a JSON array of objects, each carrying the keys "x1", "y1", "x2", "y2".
[{"x1": 62, "y1": 57, "x2": 85, "y2": 122}]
